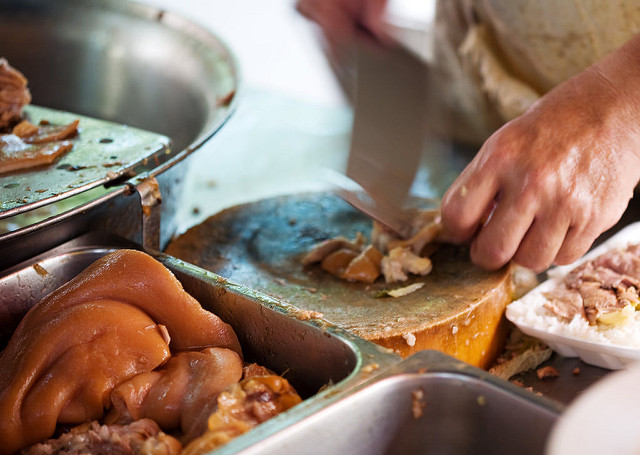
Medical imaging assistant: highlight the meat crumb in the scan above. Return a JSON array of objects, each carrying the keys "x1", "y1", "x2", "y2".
[
  {"x1": 402, "y1": 332, "x2": 416, "y2": 347},
  {"x1": 411, "y1": 389, "x2": 425, "y2": 418},
  {"x1": 510, "y1": 379, "x2": 524, "y2": 387},
  {"x1": 536, "y1": 366, "x2": 560, "y2": 380},
  {"x1": 572, "y1": 367, "x2": 581, "y2": 376},
  {"x1": 361, "y1": 363, "x2": 379, "y2": 374}
]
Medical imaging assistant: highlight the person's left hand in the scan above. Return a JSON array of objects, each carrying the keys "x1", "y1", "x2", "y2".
[{"x1": 439, "y1": 47, "x2": 640, "y2": 272}]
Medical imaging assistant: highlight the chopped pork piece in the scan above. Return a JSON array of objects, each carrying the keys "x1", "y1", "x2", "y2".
[
  {"x1": 0, "y1": 58, "x2": 30, "y2": 131},
  {"x1": 565, "y1": 261, "x2": 640, "y2": 290},
  {"x1": 21, "y1": 419, "x2": 182, "y2": 455},
  {"x1": 181, "y1": 375, "x2": 302, "y2": 455},
  {"x1": 579, "y1": 282, "x2": 624, "y2": 325},
  {"x1": 304, "y1": 208, "x2": 439, "y2": 284},
  {"x1": 342, "y1": 245, "x2": 383, "y2": 283},
  {"x1": 381, "y1": 247, "x2": 432, "y2": 283},
  {"x1": 542, "y1": 287, "x2": 585, "y2": 321},
  {"x1": 321, "y1": 247, "x2": 359, "y2": 278},
  {"x1": 301, "y1": 237, "x2": 361, "y2": 265},
  {"x1": 593, "y1": 249, "x2": 640, "y2": 281}
]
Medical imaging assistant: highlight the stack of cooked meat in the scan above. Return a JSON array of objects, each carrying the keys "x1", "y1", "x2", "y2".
[
  {"x1": 0, "y1": 58, "x2": 79, "y2": 175},
  {"x1": 0, "y1": 250, "x2": 301, "y2": 454},
  {"x1": 543, "y1": 243, "x2": 640, "y2": 325},
  {"x1": 302, "y1": 209, "x2": 441, "y2": 284}
]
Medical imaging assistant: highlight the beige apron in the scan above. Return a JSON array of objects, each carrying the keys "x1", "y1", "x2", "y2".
[{"x1": 432, "y1": 0, "x2": 640, "y2": 145}]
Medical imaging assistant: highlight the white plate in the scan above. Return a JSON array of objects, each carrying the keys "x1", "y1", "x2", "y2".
[
  {"x1": 506, "y1": 222, "x2": 640, "y2": 370},
  {"x1": 547, "y1": 361, "x2": 640, "y2": 455}
]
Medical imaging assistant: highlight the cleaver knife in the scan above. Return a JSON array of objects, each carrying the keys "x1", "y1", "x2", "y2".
[{"x1": 339, "y1": 37, "x2": 430, "y2": 239}]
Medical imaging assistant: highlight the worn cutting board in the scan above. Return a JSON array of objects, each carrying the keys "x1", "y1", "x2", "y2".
[{"x1": 166, "y1": 192, "x2": 513, "y2": 369}]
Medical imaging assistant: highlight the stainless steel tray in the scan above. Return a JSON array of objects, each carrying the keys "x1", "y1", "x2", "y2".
[
  {"x1": 224, "y1": 351, "x2": 562, "y2": 455},
  {"x1": 0, "y1": 0, "x2": 239, "y2": 267},
  {"x1": 0, "y1": 233, "x2": 563, "y2": 454}
]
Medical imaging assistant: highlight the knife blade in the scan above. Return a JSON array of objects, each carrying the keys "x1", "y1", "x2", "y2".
[{"x1": 340, "y1": 38, "x2": 429, "y2": 237}]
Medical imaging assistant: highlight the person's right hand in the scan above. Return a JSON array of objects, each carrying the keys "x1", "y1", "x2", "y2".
[
  {"x1": 296, "y1": 0, "x2": 388, "y2": 60},
  {"x1": 439, "y1": 36, "x2": 640, "y2": 272}
]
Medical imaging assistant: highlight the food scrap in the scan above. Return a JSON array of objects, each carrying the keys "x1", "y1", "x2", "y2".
[
  {"x1": 302, "y1": 209, "x2": 441, "y2": 284},
  {"x1": 411, "y1": 389, "x2": 426, "y2": 419},
  {"x1": 488, "y1": 327, "x2": 552, "y2": 380},
  {"x1": 536, "y1": 366, "x2": 560, "y2": 380},
  {"x1": 0, "y1": 58, "x2": 79, "y2": 175}
]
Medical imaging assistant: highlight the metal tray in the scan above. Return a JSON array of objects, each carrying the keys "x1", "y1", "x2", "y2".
[
  {"x1": 223, "y1": 351, "x2": 562, "y2": 455},
  {"x1": 0, "y1": 0, "x2": 239, "y2": 267},
  {"x1": 0, "y1": 232, "x2": 563, "y2": 454}
]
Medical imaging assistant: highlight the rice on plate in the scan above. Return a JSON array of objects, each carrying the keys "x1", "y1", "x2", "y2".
[{"x1": 506, "y1": 222, "x2": 640, "y2": 369}]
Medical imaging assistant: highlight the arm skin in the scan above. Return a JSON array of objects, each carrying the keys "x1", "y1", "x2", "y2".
[
  {"x1": 440, "y1": 32, "x2": 640, "y2": 272},
  {"x1": 296, "y1": 0, "x2": 388, "y2": 60}
]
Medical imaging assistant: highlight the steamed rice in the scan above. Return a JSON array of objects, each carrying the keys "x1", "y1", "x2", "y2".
[{"x1": 507, "y1": 225, "x2": 640, "y2": 349}]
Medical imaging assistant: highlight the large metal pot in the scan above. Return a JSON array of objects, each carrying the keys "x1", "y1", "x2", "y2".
[{"x1": 0, "y1": 0, "x2": 238, "y2": 268}]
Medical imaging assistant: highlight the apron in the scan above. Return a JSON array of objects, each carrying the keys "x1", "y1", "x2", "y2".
[{"x1": 432, "y1": 0, "x2": 640, "y2": 145}]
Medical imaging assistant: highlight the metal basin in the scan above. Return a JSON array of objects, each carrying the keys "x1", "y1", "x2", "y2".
[
  {"x1": 0, "y1": 0, "x2": 238, "y2": 264},
  {"x1": 222, "y1": 351, "x2": 562, "y2": 455},
  {"x1": 0, "y1": 233, "x2": 397, "y2": 451},
  {"x1": 0, "y1": 0, "x2": 237, "y2": 153}
]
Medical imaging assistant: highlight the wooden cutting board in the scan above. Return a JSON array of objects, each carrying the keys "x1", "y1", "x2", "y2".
[{"x1": 166, "y1": 192, "x2": 513, "y2": 369}]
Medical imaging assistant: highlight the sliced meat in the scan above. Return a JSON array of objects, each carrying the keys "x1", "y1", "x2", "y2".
[
  {"x1": 0, "y1": 58, "x2": 30, "y2": 131},
  {"x1": 0, "y1": 134, "x2": 73, "y2": 174},
  {"x1": 578, "y1": 282, "x2": 622, "y2": 325},
  {"x1": 22, "y1": 419, "x2": 182, "y2": 455},
  {"x1": 320, "y1": 247, "x2": 359, "y2": 278},
  {"x1": 593, "y1": 249, "x2": 640, "y2": 281},
  {"x1": 12, "y1": 119, "x2": 79, "y2": 143},
  {"x1": 542, "y1": 288, "x2": 585, "y2": 321}
]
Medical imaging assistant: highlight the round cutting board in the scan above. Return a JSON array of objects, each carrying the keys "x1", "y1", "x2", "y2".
[{"x1": 166, "y1": 192, "x2": 513, "y2": 369}]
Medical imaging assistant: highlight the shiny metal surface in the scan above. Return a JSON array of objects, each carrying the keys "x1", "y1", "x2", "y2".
[
  {"x1": 0, "y1": 0, "x2": 238, "y2": 265},
  {"x1": 0, "y1": 233, "x2": 399, "y2": 450},
  {"x1": 0, "y1": 105, "x2": 170, "y2": 217},
  {"x1": 343, "y1": 40, "x2": 427, "y2": 236},
  {"x1": 219, "y1": 350, "x2": 562, "y2": 455}
]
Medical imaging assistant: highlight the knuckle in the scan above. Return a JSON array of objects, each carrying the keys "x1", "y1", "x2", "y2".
[
  {"x1": 513, "y1": 249, "x2": 551, "y2": 273},
  {"x1": 471, "y1": 240, "x2": 510, "y2": 271}
]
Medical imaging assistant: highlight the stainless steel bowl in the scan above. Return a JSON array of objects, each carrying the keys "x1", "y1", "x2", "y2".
[{"x1": 0, "y1": 0, "x2": 238, "y2": 267}]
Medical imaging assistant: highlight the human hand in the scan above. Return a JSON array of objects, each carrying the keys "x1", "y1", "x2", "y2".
[
  {"x1": 440, "y1": 44, "x2": 640, "y2": 272},
  {"x1": 296, "y1": 0, "x2": 389, "y2": 60}
]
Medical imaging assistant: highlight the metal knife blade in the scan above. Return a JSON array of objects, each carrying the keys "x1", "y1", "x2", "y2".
[{"x1": 341, "y1": 38, "x2": 429, "y2": 237}]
